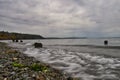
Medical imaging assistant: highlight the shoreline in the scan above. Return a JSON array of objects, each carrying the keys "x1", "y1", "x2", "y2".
[
  {"x1": 0, "y1": 42, "x2": 79, "y2": 80},
  {"x1": 46, "y1": 45, "x2": 120, "y2": 49},
  {"x1": 46, "y1": 45, "x2": 120, "y2": 58}
]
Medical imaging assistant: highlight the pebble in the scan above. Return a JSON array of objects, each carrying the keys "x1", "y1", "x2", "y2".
[
  {"x1": 22, "y1": 73, "x2": 29, "y2": 78},
  {"x1": 0, "y1": 64, "x2": 4, "y2": 68},
  {"x1": 11, "y1": 72, "x2": 15, "y2": 75},
  {"x1": 32, "y1": 74, "x2": 36, "y2": 78},
  {"x1": 15, "y1": 78, "x2": 20, "y2": 80},
  {"x1": 0, "y1": 43, "x2": 68, "y2": 80},
  {"x1": 4, "y1": 78, "x2": 7, "y2": 80},
  {"x1": 13, "y1": 58, "x2": 18, "y2": 61}
]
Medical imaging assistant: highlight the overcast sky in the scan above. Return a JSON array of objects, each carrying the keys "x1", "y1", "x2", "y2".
[{"x1": 0, "y1": 0, "x2": 120, "y2": 37}]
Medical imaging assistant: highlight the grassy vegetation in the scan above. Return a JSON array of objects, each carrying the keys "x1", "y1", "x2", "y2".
[
  {"x1": 12, "y1": 62, "x2": 25, "y2": 68},
  {"x1": 30, "y1": 63, "x2": 49, "y2": 72},
  {"x1": 0, "y1": 31, "x2": 44, "y2": 40},
  {"x1": 12, "y1": 62, "x2": 49, "y2": 72}
]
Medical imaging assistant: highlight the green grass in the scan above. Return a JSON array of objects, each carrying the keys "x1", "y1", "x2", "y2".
[
  {"x1": 30, "y1": 63, "x2": 49, "y2": 72},
  {"x1": 12, "y1": 62, "x2": 49, "y2": 72},
  {"x1": 12, "y1": 62, "x2": 25, "y2": 68}
]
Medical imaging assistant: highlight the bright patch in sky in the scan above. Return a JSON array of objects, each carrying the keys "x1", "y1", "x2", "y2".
[{"x1": 0, "y1": 0, "x2": 120, "y2": 37}]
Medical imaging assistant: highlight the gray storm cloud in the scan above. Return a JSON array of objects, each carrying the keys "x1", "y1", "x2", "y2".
[{"x1": 0, "y1": 0, "x2": 120, "y2": 37}]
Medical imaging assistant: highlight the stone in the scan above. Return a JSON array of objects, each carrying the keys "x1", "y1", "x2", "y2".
[
  {"x1": 22, "y1": 73, "x2": 29, "y2": 78},
  {"x1": 32, "y1": 74, "x2": 36, "y2": 78},
  {"x1": 15, "y1": 40, "x2": 19, "y2": 42},
  {"x1": 36, "y1": 75, "x2": 45, "y2": 80},
  {"x1": 34, "y1": 43, "x2": 43, "y2": 48},
  {"x1": 0, "y1": 64, "x2": 4, "y2": 68},
  {"x1": 6, "y1": 49, "x2": 18, "y2": 54},
  {"x1": 20, "y1": 40, "x2": 23, "y2": 42},
  {"x1": 4, "y1": 78, "x2": 7, "y2": 80},
  {"x1": 15, "y1": 78, "x2": 20, "y2": 80},
  {"x1": 11, "y1": 72, "x2": 15, "y2": 75},
  {"x1": 13, "y1": 58, "x2": 18, "y2": 61}
]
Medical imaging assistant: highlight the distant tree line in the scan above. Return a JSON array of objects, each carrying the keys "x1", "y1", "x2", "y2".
[{"x1": 0, "y1": 31, "x2": 45, "y2": 40}]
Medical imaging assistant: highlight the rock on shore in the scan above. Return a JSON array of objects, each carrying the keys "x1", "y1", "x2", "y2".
[{"x1": 0, "y1": 42, "x2": 77, "y2": 80}]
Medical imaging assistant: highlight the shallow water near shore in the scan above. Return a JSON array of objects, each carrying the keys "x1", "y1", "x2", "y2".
[{"x1": 2, "y1": 39, "x2": 120, "y2": 80}]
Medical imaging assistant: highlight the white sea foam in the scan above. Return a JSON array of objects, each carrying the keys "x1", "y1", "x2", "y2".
[
  {"x1": 24, "y1": 47, "x2": 120, "y2": 80},
  {"x1": 8, "y1": 42, "x2": 120, "y2": 80}
]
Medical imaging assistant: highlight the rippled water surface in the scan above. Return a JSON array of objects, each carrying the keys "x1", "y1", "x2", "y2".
[
  {"x1": 24, "y1": 47, "x2": 120, "y2": 80},
  {"x1": 4, "y1": 39, "x2": 120, "y2": 80}
]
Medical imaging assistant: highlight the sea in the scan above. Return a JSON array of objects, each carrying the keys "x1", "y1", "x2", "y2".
[{"x1": 1, "y1": 38, "x2": 120, "y2": 80}]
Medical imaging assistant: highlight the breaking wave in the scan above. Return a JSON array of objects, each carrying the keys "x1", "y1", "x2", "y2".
[
  {"x1": 7, "y1": 41, "x2": 120, "y2": 80},
  {"x1": 24, "y1": 47, "x2": 120, "y2": 80}
]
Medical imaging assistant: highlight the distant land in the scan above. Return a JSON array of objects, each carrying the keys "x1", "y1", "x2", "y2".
[
  {"x1": 46, "y1": 37, "x2": 87, "y2": 39},
  {"x1": 0, "y1": 31, "x2": 120, "y2": 40},
  {"x1": 0, "y1": 31, "x2": 44, "y2": 40},
  {"x1": 46, "y1": 37, "x2": 120, "y2": 39}
]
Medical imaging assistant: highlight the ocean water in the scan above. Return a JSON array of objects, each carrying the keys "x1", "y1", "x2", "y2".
[
  {"x1": 2, "y1": 38, "x2": 120, "y2": 80},
  {"x1": 22, "y1": 38, "x2": 120, "y2": 46}
]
